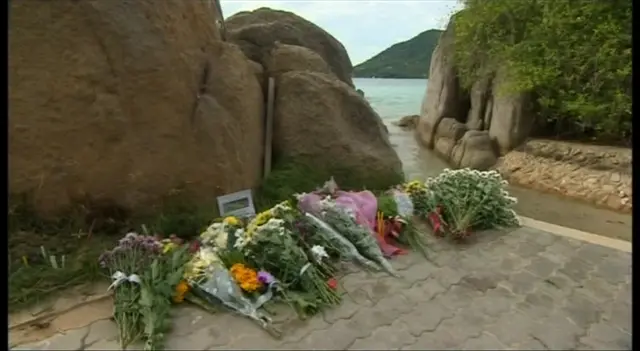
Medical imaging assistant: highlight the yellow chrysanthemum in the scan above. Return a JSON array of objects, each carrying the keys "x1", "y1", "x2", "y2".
[
  {"x1": 245, "y1": 210, "x2": 272, "y2": 239},
  {"x1": 223, "y1": 216, "x2": 240, "y2": 226}
]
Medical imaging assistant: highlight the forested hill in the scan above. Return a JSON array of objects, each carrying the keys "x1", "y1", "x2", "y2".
[{"x1": 353, "y1": 29, "x2": 443, "y2": 79}]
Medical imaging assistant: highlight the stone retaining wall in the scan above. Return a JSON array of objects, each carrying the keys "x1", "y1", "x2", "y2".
[{"x1": 496, "y1": 140, "x2": 632, "y2": 213}]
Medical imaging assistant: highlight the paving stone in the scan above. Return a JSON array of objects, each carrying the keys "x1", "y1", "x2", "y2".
[
  {"x1": 436, "y1": 284, "x2": 484, "y2": 312},
  {"x1": 276, "y1": 313, "x2": 331, "y2": 345},
  {"x1": 458, "y1": 252, "x2": 501, "y2": 272},
  {"x1": 515, "y1": 337, "x2": 548, "y2": 350},
  {"x1": 165, "y1": 326, "x2": 223, "y2": 350},
  {"x1": 604, "y1": 299, "x2": 632, "y2": 333},
  {"x1": 345, "y1": 294, "x2": 414, "y2": 339},
  {"x1": 400, "y1": 277, "x2": 446, "y2": 304},
  {"x1": 486, "y1": 310, "x2": 538, "y2": 346},
  {"x1": 400, "y1": 260, "x2": 436, "y2": 283},
  {"x1": 575, "y1": 243, "x2": 613, "y2": 265},
  {"x1": 502, "y1": 270, "x2": 539, "y2": 295},
  {"x1": 341, "y1": 271, "x2": 377, "y2": 296},
  {"x1": 524, "y1": 255, "x2": 558, "y2": 278},
  {"x1": 287, "y1": 319, "x2": 356, "y2": 350},
  {"x1": 546, "y1": 239, "x2": 583, "y2": 259},
  {"x1": 529, "y1": 230, "x2": 559, "y2": 247},
  {"x1": 85, "y1": 338, "x2": 121, "y2": 350},
  {"x1": 576, "y1": 276, "x2": 619, "y2": 304},
  {"x1": 393, "y1": 253, "x2": 422, "y2": 270},
  {"x1": 514, "y1": 240, "x2": 547, "y2": 258},
  {"x1": 530, "y1": 313, "x2": 584, "y2": 350},
  {"x1": 518, "y1": 289, "x2": 558, "y2": 318},
  {"x1": 347, "y1": 320, "x2": 415, "y2": 350},
  {"x1": 558, "y1": 256, "x2": 594, "y2": 282},
  {"x1": 543, "y1": 271, "x2": 578, "y2": 292},
  {"x1": 84, "y1": 319, "x2": 118, "y2": 346},
  {"x1": 21, "y1": 327, "x2": 89, "y2": 350},
  {"x1": 615, "y1": 280, "x2": 632, "y2": 303},
  {"x1": 498, "y1": 253, "x2": 530, "y2": 275},
  {"x1": 429, "y1": 250, "x2": 458, "y2": 267},
  {"x1": 437, "y1": 312, "x2": 487, "y2": 342},
  {"x1": 581, "y1": 322, "x2": 632, "y2": 350},
  {"x1": 594, "y1": 256, "x2": 631, "y2": 285},
  {"x1": 431, "y1": 266, "x2": 467, "y2": 288},
  {"x1": 460, "y1": 272, "x2": 505, "y2": 292},
  {"x1": 398, "y1": 300, "x2": 455, "y2": 336},
  {"x1": 322, "y1": 295, "x2": 361, "y2": 323},
  {"x1": 561, "y1": 291, "x2": 603, "y2": 329},
  {"x1": 401, "y1": 330, "x2": 461, "y2": 350},
  {"x1": 470, "y1": 291, "x2": 514, "y2": 317},
  {"x1": 459, "y1": 332, "x2": 507, "y2": 350},
  {"x1": 358, "y1": 276, "x2": 411, "y2": 303}
]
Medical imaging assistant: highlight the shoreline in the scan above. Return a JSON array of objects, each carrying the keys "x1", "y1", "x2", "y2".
[
  {"x1": 390, "y1": 117, "x2": 632, "y2": 215},
  {"x1": 495, "y1": 141, "x2": 632, "y2": 214}
]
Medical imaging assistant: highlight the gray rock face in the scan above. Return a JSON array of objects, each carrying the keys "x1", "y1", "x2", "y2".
[{"x1": 416, "y1": 17, "x2": 534, "y2": 170}]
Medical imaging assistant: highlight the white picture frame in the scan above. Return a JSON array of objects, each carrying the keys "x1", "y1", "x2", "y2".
[{"x1": 217, "y1": 189, "x2": 256, "y2": 219}]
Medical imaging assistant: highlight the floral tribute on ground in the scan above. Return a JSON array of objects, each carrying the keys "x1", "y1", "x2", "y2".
[{"x1": 99, "y1": 169, "x2": 519, "y2": 349}]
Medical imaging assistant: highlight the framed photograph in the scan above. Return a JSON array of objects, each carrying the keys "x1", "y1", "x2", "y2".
[{"x1": 217, "y1": 189, "x2": 256, "y2": 219}]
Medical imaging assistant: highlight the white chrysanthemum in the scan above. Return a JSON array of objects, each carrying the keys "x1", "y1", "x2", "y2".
[
  {"x1": 310, "y1": 245, "x2": 329, "y2": 262},
  {"x1": 214, "y1": 230, "x2": 228, "y2": 249}
]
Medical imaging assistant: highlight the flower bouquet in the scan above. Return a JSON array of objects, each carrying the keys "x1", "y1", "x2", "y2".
[
  {"x1": 271, "y1": 201, "x2": 341, "y2": 276},
  {"x1": 184, "y1": 246, "x2": 282, "y2": 338},
  {"x1": 310, "y1": 197, "x2": 399, "y2": 277},
  {"x1": 138, "y1": 242, "x2": 192, "y2": 350},
  {"x1": 99, "y1": 233, "x2": 161, "y2": 348},
  {"x1": 200, "y1": 216, "x2": 243, "y2": 251},
  {"x1": 237, "y1": 215, "x2": 341, "y2": 318},
  {"x1": 376, "y1": 190, "x2": 428, "y2": 259},
  {"x1": 424, "y1": 169, "x2": 520, "y2": 239},
  {"x1": 401, "y1": 180, "x2": 430, "y2": 216},
  {"x1": 99, "y1": 233, "x2": 191, "y2": 350}
]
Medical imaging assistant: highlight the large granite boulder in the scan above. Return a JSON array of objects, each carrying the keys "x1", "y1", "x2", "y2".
[
  {"x1": 226, "y1": 8, "x2": 354, "y2": 86},
  {"x1": 9, "y1": 0, "x2": 264, "y2": 215},
  {"x1": 416, "y1": 16, "x2": 534, "y2": 170},
  {"x1": 417, "y1": 19, "x2": 468, "y2": 149},
  {"x1": 274, "y1": 71, "x2": 403, "y2": 187},
  {"x1": 263, "y1": 43, "x2": 336, "y2": 79}
]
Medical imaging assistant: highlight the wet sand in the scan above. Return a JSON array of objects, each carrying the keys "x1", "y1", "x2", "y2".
[{"x1": 388, "y1": 125, "x2": 633, "y2": 242}]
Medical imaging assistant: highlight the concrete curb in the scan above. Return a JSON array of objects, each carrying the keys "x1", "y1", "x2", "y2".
[{"x1": 520, "y1": 216, "x2": 632, "y2": 253}]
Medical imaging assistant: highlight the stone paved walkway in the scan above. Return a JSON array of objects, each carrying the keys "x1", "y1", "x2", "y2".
[{"x1": 14, "y1": 226, "x2": 632, "y2": 350}]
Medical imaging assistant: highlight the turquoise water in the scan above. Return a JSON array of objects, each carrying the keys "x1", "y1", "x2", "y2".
[
  {"x1": 353, "y1": 77, "x2": 449, "y2": 179},
  {"x1": 354, "y1": 78, "x2": 427, "y2": 120}
]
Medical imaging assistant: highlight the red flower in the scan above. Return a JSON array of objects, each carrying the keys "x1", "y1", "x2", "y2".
[
  {"x1": 189, "y1": 240, "x2": 201, "y2": 253},
  {"x1": 327, "y1": 278, "x2": 338, "y2": 290}
]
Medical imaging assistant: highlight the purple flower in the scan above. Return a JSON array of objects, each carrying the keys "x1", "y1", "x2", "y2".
[
  {"x1": 98, "y1": 251, "x2": 111, "y2": 268},
  {"x1": 257, "y1": 271, "x2": 275, "y2": 285}
]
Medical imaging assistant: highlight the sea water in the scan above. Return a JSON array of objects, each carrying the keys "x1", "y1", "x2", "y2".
[{"x1": 354, "y1": 78, "x2": 450, "y2": 179}]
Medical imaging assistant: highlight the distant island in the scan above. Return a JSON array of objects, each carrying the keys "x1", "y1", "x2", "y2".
[{"x1": 353, "y1": 29, "x2": 443, "y2": 79}]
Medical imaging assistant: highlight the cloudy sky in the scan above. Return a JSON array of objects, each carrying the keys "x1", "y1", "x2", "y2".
[{"x1": 221, "y1": 0, "x2": 464, "y2": 65}]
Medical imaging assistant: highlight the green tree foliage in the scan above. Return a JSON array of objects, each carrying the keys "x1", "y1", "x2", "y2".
[
  {"x1": 353, "y1": 29, "x2": 443, "y2": 79},
  {"x1": 453, "y1": 0, "x2": 631, "y2": 143}
]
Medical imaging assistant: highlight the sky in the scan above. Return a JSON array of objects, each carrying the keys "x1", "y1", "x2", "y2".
[{"x1": 220, "y1": 0, "x2": 464, "y2": 65}]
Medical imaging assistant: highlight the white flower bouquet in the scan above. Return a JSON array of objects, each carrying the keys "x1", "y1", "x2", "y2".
[{"x1": 424, "y1": 168, "x2": 520, "y2": 239}]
